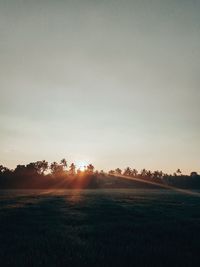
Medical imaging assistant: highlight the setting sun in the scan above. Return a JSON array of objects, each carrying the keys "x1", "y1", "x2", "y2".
[{"x1": 77, "y1": 162, "x2": 87, "y2": 172}]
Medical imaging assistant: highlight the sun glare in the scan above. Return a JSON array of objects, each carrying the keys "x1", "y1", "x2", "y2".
[{"x1": 77, "y1": 162, "x2": 87, "y2": 172}]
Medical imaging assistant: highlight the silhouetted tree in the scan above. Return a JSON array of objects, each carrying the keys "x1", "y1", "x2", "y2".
[
  {"x1": 140, "y1": 169, "x2": 147, "y2": 177},
  {"x1": 153, "y1": 171, "x2": 159, "y2": 179},
  {"x1": 0, "y1": 165, "x2": 4, "y2": 174},
  {"x1": 50, "y1": 162, "x2": 64, "y2": 176},
  {"x1": 60, "y1": 158, "x2": 67, "y2": 169},
  {"x1": 124, "y1": 167, "x2": 132, "y2": 176},
  {"x1": 146, "y1": 170, "x2": 152, "y2": 179},
  {"x1": 115, "y1": 168, "x2": 122, "y2": 175},
  {"x1": 132, "y1": 169, "x2": 138, "y2": 177},
  {"x1": 1, "y1": 160, "x2": 200, "y2": 189},
  {"x1": 14, "y1": 164, "x2": 26, "y2": 175},
  {"x1": 190, "y1": 172, "x2": 198, "y2": 177},
  {"x1": 26, "y1": 162, "x2": 39, "y2": 176},
  {"x1": 0, "y1": 165, "x2": 8, "y2": 175},
  {"x1": 37, "y1": 160, "x2": 48, "y2": 175},
  {"x1": 87, "y1": 164, "x2": 94, "y2": 174},
  {"x1": 69, "y1": 163, "x2": 76, "y2": 175},
  {"x1": 100, "y1": 170, "x2": 105, "y2": 176}
]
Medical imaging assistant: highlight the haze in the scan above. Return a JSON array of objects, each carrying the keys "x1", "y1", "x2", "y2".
[{"x1": 0, "y1": 0, "x2": 199, "y2": 174}]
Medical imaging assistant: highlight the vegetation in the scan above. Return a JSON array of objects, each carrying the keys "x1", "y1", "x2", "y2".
[
  {"x1": 0, "y1": 159, "x2": 99, "y2": 189},
  {"x1": 0, "y1": 190, "x2": 200, "y2": 267},
  {"x1": 109, "y1": 167, "x2": 200, "y2": 189},
  {"x1": 0, "y1": 160, "x2": 199, "y2": 189}
]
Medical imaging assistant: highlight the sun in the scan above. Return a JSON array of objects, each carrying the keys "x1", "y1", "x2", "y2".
[{"x1": 77, "y1": 162, "x2": 87, "y2": 172}]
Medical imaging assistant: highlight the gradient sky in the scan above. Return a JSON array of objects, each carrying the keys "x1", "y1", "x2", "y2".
[{"x1": 0, "y1": 0, "x2": 199, "y2": 174}]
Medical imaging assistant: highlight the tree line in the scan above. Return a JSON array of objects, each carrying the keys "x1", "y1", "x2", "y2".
[
  {"x1": 0, "y1": 159, "x2": 99, "y2": 189},
  {"x1": 0, "y1": 159, "x2": 199, "y2": 189},
  {"x1": 108, "y1": 167, "x2": 199, "y2": 188},
  {"x1": 0, "y1": 159, "x2": 99, "y2": 177}
]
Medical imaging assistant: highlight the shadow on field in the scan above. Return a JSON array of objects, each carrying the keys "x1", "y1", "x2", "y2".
[{"x1": 0, "y1": 190, "x2": 200, "y2": 267}]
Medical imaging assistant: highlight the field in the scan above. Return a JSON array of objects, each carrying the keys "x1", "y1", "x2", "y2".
[{"x1": 0, "y1": 189, "x2": 200, "y2": 267}]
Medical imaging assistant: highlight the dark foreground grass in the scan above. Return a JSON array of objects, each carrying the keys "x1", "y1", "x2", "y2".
[{"x1": 0, "y1": 189, "x2": 200, "y2": 267}]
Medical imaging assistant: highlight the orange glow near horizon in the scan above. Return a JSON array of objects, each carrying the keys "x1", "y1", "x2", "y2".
[{"x1": 76, "y1": 161, "x2": 88, "y2": 172}]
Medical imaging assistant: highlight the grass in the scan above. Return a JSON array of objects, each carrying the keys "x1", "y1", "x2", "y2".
[{"x1": 0, "y1": 189, "x2": 200, "y2": 267}]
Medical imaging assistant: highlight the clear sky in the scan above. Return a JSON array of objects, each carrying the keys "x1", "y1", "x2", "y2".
[{"x1": 0, "y1": 0, "x2": 199, "y2": 174}]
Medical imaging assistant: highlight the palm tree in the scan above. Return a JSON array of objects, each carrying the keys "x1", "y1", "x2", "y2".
[
  {"x1": 115, "y1": 168, "x2": 122, "y2": 175},
  {"x1": 69, "y1": 163, "x2": 76, "y2": 175},
  {"x1": 132, "y1": 169, "x2": 138, "y2": 177},
  {"x1": 140, "y1": 169, "x2": 147, "y2": 178},
  {"x1": 60, "y1": 158, "x2": 67, "y2": 169},
  {"x1": 87, "y1": 164, "x2": 94, "y2": 174},
  {"x1": 124, "y1": 167, "x2": 132, "y2": 176},
  {"x1": 146, "y1": 170, "x2": 152, "y2": 179},
  {"x1": 159, "y1": 171, "x2": 163, "y2": 179},
  {"x1": 50, "y1": 162, "x2": 59, "y2": 175},
  {"x1": 176, "y1": 169, "x2": 182, "y2": 176}
]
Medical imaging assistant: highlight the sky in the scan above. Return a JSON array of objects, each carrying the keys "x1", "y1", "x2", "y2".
[{"x1": 0, "y1": 0, "x2": 199, "y2": 174}]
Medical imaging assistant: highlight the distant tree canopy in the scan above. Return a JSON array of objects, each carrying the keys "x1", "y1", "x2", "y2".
[
  {"x1": 0, "y1": 159, "x2": 98, "y2": 189},
  {"x1": 108, "y1": 166, "x2": 200, "y2": 189},
  {"x1": 0, "y1": 160, "x2": 199, "y2": 189}
]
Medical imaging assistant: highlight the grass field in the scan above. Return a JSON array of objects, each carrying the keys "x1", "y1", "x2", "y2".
[{"x1": 0, "y1": 189, "x2": 200, "y2": 267}]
